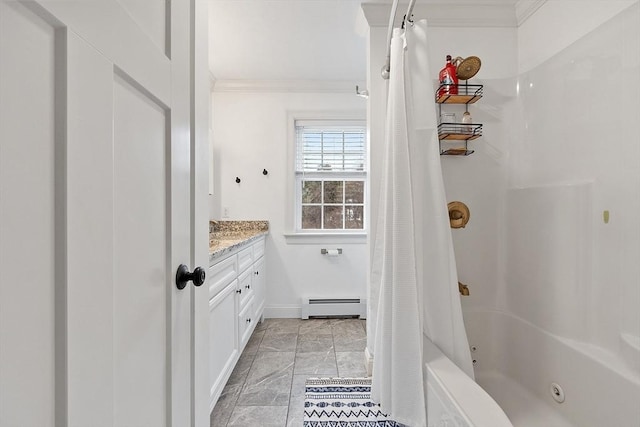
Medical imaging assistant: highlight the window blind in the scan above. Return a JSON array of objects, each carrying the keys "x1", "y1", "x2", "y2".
[{"x1": 295, "y1": 123, "x2": 366, "y2": 173}]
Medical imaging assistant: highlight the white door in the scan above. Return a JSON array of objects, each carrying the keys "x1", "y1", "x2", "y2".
[{"x1": 0, "y1": 1, "x2": 208, "y2": 426}]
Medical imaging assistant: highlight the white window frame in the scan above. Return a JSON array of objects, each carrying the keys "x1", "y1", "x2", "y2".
[{"x1": 284, "y1": 111, "x2": 367, "y2": 243}]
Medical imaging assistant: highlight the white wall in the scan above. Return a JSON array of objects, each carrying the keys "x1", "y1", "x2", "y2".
[
  {"x1": 511, "y1": 1, "x2": 640, "y2": 369},
  {"x1": 211, "y1": 89, "x2": 368, "y2": 317},
  {"x1": 517, "y1": 0, "x2": 638, "y2": 73}
]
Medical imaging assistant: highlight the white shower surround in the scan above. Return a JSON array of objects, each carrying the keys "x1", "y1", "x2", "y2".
[
  {"x1": 366, "y1": 0, "x2": 640, "y2": 425},
  {"x1": 459, "y1": 4, "x2": 640, "y2": 424}
]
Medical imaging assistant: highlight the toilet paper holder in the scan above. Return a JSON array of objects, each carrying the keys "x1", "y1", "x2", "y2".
[{"x1": 321, "y1": 248, "x2": 342, "y2": 255}]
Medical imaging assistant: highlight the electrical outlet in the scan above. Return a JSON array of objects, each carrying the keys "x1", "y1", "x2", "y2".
[{"x1": 223, "y1": 207, "x2": 229, "y2": 218}]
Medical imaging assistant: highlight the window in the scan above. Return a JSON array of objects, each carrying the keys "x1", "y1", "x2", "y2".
[{"x1": 295, "y1": 120, "x2": 366, "y2": 232}]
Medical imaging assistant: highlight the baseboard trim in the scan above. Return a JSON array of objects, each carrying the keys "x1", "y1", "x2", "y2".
[{"x1": 264, "y1": 305, "x2": 301, "y2": 319}]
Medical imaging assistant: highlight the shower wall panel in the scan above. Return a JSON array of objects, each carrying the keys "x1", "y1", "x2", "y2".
[
  {"x1": 510, "y1": 1, "x2": 640, "y2": 360},
  {"x1": 506, "y1": 183, "x2": 592, "y2": 341}
]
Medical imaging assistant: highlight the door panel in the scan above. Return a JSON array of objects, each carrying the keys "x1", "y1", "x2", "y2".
[
  {"x1": 113, "y1": 73, "x2": 168, "y2": 426},
  {"x1": 0, "y1": 0, "x2": 208, "y2": 425},
  {"x1": 64, "y1": 12, "x2": 188, "y2": 426},
  {"x1": 42, "y1": 1, "x2": 172, "y2": 107},
  {"x1": 0, "y1": 2, "x2": 57, "y2": 425},
  {"x1": 64, "y1": 17, "x2": 187, "y2": 425},
  {"x1": 2, "y1": 0, "x2": 195, "y2": 426},
  {"x1": 118, "y1": 0, "x2": 168, "y2": 54},
  {"x1": 65, "y1": 29, "x2": 115, "y2": 426}
]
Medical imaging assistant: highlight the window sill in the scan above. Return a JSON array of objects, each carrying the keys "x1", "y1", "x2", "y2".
[{"x1": 283, "y1": 232, "x2": 367, "y2": 245}]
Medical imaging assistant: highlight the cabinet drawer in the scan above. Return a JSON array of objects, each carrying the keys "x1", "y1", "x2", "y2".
[
  {"x1": 237, "y1": 246, "x2": 253, "y2": 273},
  {"x1": 252, "y1": 238, "x2": 265, "y2": 260},
  {"x1": 237, "y1": 268, "x2": 254, "y2": 311},
  {"x1": 208, "y1": 255, "x2": 238, "y2": 298}
]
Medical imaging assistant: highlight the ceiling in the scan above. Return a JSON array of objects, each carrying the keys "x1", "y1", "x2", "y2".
[{"x1": 208, "y1": 0, "x2": 522, "y2": 83}]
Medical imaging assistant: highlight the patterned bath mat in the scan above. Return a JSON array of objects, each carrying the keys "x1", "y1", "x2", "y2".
[{"x1": 303, "y1": 378, "x2": 404, "y2": 427}]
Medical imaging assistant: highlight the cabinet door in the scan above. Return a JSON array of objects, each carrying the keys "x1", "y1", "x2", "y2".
[
  {"x1": 238, "y1": 297, "x2": 255, "y2": 350},
  {"x1": 208, "y1": 280, "x2": 239, "y2": 411},
  {"x1": 237, "y1": 268, "x2": 254, "y2": 310},
  {"x1": 252, "y1": 256, "x2": 266, "y2": 322}
]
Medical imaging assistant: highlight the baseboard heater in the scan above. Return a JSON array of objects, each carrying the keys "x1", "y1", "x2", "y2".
[{"x1": 301, "y1": 297, "x2": 367, "y2": 319}]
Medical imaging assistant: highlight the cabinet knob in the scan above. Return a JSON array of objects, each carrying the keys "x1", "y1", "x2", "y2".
[
  {"x1": 254, "y1": 271, "x2": 259, "y2": 276},
  {"x1": 236, "y1": 289, "x2": 242, "y2": 294},
  {"x1": 175, "y1": 265, "x2": 206, "y2": 290}
]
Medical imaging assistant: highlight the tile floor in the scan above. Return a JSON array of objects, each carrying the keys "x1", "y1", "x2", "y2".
[{"x1": 210, "y1": 318, "x2": 368, "y2": 427}]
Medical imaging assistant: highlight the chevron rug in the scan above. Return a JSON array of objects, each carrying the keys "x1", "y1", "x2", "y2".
[{"x1": 303, "y1": 378, "x2": 404, "y2": 427}]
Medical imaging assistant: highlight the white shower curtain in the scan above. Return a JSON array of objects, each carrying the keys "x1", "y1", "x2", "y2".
[{"x1": 371, "y1": 20, "x2": 474, "y2": 427}]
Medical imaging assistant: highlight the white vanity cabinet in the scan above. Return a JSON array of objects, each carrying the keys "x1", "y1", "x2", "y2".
[{"x1": 208, "y1": 235, "x2": 266, "y2": 411}]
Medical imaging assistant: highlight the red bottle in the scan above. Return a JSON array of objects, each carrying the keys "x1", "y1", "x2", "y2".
[{"x1": 438, "y1": 55, "x2": 458, "y2": 98}]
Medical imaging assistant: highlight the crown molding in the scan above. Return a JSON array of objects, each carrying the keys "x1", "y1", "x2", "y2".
[
  {"x1": 515, "y1": 0, "x2": 547, "y2": 26},
  {"x1": 212, "y1": 80, "x2": 365, "y2": 94},
  {"x1": 361, "y1": 3, "x2": 518, "y2": 28}
]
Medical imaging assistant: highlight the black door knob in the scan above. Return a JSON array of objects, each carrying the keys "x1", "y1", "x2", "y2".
[{"x1": 176, "y1": 264, "x2": 206, "y2": 290}]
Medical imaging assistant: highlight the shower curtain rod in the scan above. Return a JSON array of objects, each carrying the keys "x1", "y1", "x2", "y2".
[{"x1": 381, "y1": 0, "x2": 418, "y2": 79}]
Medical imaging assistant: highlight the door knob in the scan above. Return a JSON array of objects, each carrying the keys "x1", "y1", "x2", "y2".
[{"x1": 176, "y1": 264, "x2": 206, "y2": 290}]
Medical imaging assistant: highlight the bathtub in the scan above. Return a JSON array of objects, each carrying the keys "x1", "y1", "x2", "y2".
[
  {"x1": 463, "y1": 310, "x2": 640, "y2": 426},
  {"x1": 423, "y1": 334, "x2": 513, "y2": 427}
]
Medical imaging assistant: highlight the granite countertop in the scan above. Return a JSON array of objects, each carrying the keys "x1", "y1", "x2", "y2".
[{"x1": 209, "y1": 220, "x2": 269, "y2": 264}]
